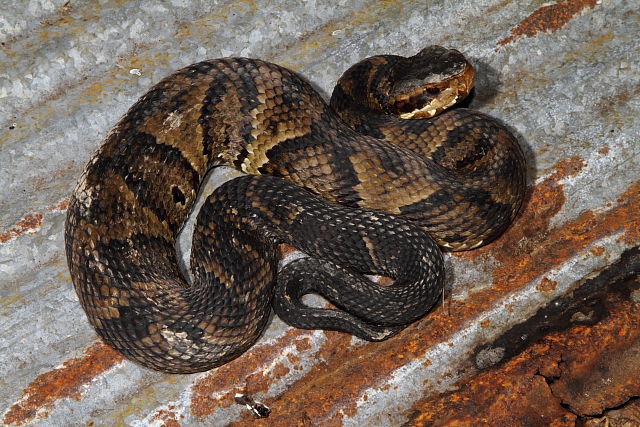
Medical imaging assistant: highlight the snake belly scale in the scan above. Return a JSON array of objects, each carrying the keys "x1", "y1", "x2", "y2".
[{"x1": 65, "y1": 47, "x2": 526, "y2": 373}]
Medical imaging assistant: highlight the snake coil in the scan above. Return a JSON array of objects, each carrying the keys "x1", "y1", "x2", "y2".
[{"x1": 65, "y1": 46, "x2": 525, "y2": 373}]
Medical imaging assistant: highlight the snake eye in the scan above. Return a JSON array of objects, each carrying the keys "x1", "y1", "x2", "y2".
[{"x1": 426, "y1": 87, "x2": 441, "y2": 95}]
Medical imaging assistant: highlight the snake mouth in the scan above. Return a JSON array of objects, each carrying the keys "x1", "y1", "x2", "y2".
[{"x1": 387, "y1": 46, "x2": 476, "y2": 119}]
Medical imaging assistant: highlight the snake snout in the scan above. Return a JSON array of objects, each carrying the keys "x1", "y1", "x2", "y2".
[{"x1": 388, "y1": 45, "x2": 475, "y2": 119}]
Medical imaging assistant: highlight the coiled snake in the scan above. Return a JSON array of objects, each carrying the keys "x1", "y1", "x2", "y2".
[{"x1": 65, "y1": 46, "x2": 525, "y2": 373}]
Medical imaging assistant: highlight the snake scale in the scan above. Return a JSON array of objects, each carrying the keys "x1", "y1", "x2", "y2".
[{"x1": 65, "y1": 46, "x2": 526, "y2": 373}]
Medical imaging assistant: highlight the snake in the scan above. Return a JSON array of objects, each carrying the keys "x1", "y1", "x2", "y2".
[{"x1": 65, "y1": 46, "x2": 526, "y2": 374}]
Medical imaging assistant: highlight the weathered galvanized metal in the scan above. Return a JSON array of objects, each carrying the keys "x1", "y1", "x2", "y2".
[{"x1": 1, "y1": 0, "x2": 638, "y2": 425}]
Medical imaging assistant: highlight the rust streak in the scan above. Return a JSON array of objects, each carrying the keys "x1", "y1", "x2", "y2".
[
  {"x1": 497, "y1": 0, "x2": 598, "y2": 47},
  {"x1": 0, "y1": 213, "x2": 43, "y2": 243},
  {"x1": 46, "y1": 197, "x2": 70, "y2": 213},
  {"x1": 222, "y1": 156, "x2": 638, "y2": 425},
  {"x1": 3, "y1": 342, "x2": 123, "y2": 426},
  {"x1": 0, "y1": 197, "x2": 69, "y2": 244}
]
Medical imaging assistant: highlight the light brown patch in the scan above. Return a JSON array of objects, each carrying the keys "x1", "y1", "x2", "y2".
[
  {"x1": 349, "y1": 151, "x2": 438, "y2": 212},
  {"x1": 205, "y1": 88, "x2": 251, "y2": 166},
  {"x1": 242, "y1": 113, "x2": 314, "y2": 175},
  {"x1": 138, "y1": 78, "x2": 213, "y2": 176},
  {"x1": 201, "y1": 257, "x2": 234, "y2": 289},
  {"x1": 82, "y1": 170, "x2": 172, "y2": 244},
  {"x1": 362, "y1": 235, "x2": 379, "y2": 269}
]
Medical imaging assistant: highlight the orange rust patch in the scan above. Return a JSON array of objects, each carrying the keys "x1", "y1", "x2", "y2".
[
  {"x1": 404, "y1": 293, "x2": 640, "y2": 425},
  {"x1": 294, "y1": 336, "x2": 312, "y2": 353},
  {"x1": 46, "y1": 197, "x2": 70, "y2": 213},
  {"x1": 590, "y1": 246, "x2": 605, "y2": 257},
  {"x1": 497, "y1": 0, "x2": 598, "y2": 47},
  {"x1": 597, "y1": 145, "x2": 610, "y2": 156},
  {"x1": 616, "y1": 182, "x2": 640, "y2": 244},
  {"x1": 536, "y1": 277, "x2": 558, "y2": 292},
  {"x1": 0, "y1": 213, "x2": 43, "y2": 243},
  {"x1": 151, "y1": 408, "x2": 181, "y2": 427},
  {"x1": 484, "y1": 176, "x2": 637, "y2": 292},
  {"x1": 3, "y1": 342, "x2": 123, "y2": 426},
  {"x1": 550, "y1": 156, "x2": 588, "y2": 179},
  {"x1": 225, "y1": 331, "x2": 358, "y2": 426},
  {"x1": 286, "y1": 352, "x2": 302, "y2": 365}
]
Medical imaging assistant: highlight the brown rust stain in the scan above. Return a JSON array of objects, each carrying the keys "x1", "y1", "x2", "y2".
[
  {"x1": 586, "y1": 399, "x2": 640, "y2": 426},
  {"x1": 3, "y1": 342, "x2": 123, "y2": 426},
  {"x1": 403, "y1": 292, "x2": 640, "y2": 425},
  {"x1": 226, "y1": 331, "x2": 355, "y2": 426},
  {"x1": 550, "y1": 311, "x2": 640, "y2": 414},
  {"x1": 457, "y1": 164, "x2": 638, "y2": 305},
  {"x1": 215, "y1": 156, "x2": 638, "y2": 425},
  {"x1": 0, "y1": 213, "x2": 43, "y2": 243},
  {"x1": 497, "y1": 0, "x2": 598, "y2": 47},
  {"x1": 455, "y1": 157, "x2": 586, "y2": 282},
  {"x1": 590, "y1": 245, "x2": 605, "y2": 257}
]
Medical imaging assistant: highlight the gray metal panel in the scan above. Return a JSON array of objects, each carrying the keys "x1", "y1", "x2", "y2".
[{"x1": 1, "y1": 0, "x2": 638, "y2": 425}]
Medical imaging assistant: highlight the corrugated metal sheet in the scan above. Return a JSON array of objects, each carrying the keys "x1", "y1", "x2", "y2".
[{"x1": 1, "y1": 0, "x2": 638, "y2": 425}]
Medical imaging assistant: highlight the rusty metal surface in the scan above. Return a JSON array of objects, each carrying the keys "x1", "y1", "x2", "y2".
[
  {"x1": 1, "y1": 0, "x2": 638, "y2": 426},
  {"x1": 405, "y1": 248, "x2": 640, "y2": 426}
]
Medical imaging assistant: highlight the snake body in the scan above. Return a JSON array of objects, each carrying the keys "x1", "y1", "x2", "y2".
[{"x1": 65, "y1": 47, "x2": 525, "y2": 373}]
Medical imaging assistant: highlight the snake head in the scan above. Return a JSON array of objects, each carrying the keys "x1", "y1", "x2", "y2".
[{"x1": 387, "y1": 45, "x2": 475, "y2": 119}]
